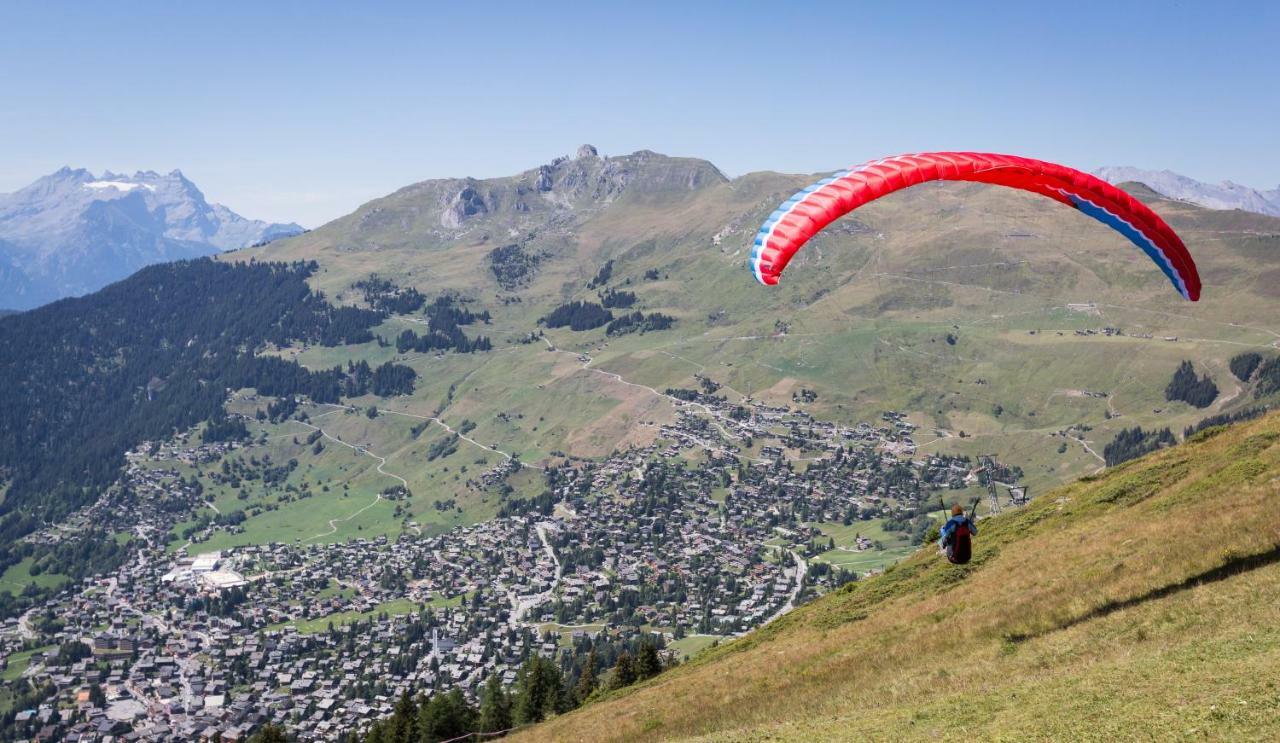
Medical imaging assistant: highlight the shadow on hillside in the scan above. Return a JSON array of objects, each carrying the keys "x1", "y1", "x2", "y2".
[{"x1": 1008, "y1": 543, "x2": 1280, "y2": 644}]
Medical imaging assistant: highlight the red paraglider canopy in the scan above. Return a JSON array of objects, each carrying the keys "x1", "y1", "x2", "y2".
[{"x1": 750, "y1": 152, "x2": 1201, "y2": 301}]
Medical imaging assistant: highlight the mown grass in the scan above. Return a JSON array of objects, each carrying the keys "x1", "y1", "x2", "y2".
[
  {"x1": 666, "y1": 635, "x2": 727, "y2": 662},
  {"x1": 1, "y1": 645, "x2": 52, "y2": 682},
  {"x1": 512, "y1": 411, "x2": 1280, "y2": 742},
  {"x1": 808, "y1": 518, "x2": 917, "y2": 574},
  {"x1": 0, "y1": 558, "x2": 69, "y2": 595},
  {"x1": 263, "y1": 596, "x2": 458, "y2": 634}
]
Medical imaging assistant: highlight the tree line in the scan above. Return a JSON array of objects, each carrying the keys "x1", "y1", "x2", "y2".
[
  {"x1": 343, "y1": 360, "x2": 419, "y2": 397},
  {"x1": 354, "y1": 275, "x2": 428, "y2": 315},
  {"x1": 488, "y1": 244, "x2": 540, "y2": 290},
  {"x1": 1230, "y1": 351, "x2": 1280, "y2": 397},
  {"x1": 353, "y1": 636, "x2": 673, "y2": 742},
  {"x1": 599, "y1": 288, "x2": 636, "y2": 308},
  {"x1": 587, "y1": 259, "x2": 614, "y2": 289},
  {"x1": 605, "y1": 311, "x2": 675, "y2": 336},
  {"x1": 1184, "y1": 405, "x2": 1270, "y2": 438},
  {"x1": 541, "y1": 301, "x2": 613, "y2": 331},
  {"x1": 1164, "y1": 360, "x2": 1219, "y2": 408},
  {"x1": 394, "y1": 296, "x2": 493, "y2": 354},
  {"x1": 1103, "y1": 426, "x2": 1175, "y2": 467}
]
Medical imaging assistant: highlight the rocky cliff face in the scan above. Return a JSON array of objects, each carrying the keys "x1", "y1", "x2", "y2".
[{"x1": 350, "y1": 145, "x2": 730, "y2": 234}]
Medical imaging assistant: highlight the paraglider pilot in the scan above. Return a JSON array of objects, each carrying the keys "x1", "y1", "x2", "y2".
[{"x1": 938, "y1": 503, "x2": 977, "y2": 565}]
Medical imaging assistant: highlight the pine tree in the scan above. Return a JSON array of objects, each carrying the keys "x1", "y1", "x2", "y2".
[
  {"x1": 514, "y1": 655, "x2": 564, "y2": 724},
  {"x1": 1165, "y1": 360, "x2": 1219, "y2": 408},
  {"x1": 391, "y1": 690, "x2": 417, "y2": 743},
  {"x1": 478, "y1": 672, "x2": 513, "y2": 732},
  {"x1": 610, "y1": 651, "x2": 636, "y2": 689},
  {"x1": 420, "y1": 688, "x2": 475, "y2": 741},
  {"x1": 1230, "y1": 352, "x2": 1264, "y2": 382},
  {"x1": 574, "y1": 646, "x2": 598, "y2": 703},
  {"x1": 635, "y1": 642, "x2": 662, "y2": 681},
  {"x1": 248, "y1": 724, "x2": 288, "y2": 743}
]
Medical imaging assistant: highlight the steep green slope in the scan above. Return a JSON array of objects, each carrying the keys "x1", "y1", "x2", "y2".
[{"x1": 513, "y1": 412, "x2": 1280, "y2": 741}]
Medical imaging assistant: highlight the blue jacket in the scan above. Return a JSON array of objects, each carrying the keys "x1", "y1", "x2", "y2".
[{"x1": 939, "y1": 515, "x2": 977, "y2": 547}]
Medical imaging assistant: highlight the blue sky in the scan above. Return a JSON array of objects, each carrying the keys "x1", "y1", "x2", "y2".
[{"x1": 2, "y1": 1, "x2": 1277, "y2": 227}]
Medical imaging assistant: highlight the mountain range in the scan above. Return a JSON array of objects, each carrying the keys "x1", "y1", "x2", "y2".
[
  {"x1": 3, "y1": 157, "x2": 1274, "y2": 315},
  {"x1": 1094, "y1": 165, "x2": 1280, "y2": 217},
  {"x1": 0, "y1": 168, "x2": 303, "y2": 310}
]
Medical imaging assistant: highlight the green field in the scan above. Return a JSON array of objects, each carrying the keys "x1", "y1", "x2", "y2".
[
  {"x1": 666, "y1": 634, "x2": 726, "y2": 662},
  {"x1": 163, "y1": 296, "x2": 1280, "y2": 554},
  {"x1": 263, "y1": 597, "x2": 455, "y2": 634},
  {"x1": 161, "y1": 396, "x2": 548, "y2": 552},
  {"x1": 1, "y1": 645, "x2": 52, "y2": 682},
  {"x1": 808, "y1": 518, "x2": 919, "y2": 574},
  {"x1": 0, "y1": 558, "x2": 69, "y2": 595}
]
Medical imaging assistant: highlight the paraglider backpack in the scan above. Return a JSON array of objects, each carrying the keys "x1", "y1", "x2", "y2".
[{"x1": 947, "y1": 520, "x2": 972, "y2": 565}]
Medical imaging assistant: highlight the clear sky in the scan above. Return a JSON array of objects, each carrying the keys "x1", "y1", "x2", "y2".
[{"x1": 2, "y1": 1, "x2": 1277, "y2": 227}]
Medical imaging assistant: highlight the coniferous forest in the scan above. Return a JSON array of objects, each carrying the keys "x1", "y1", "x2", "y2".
[
  {"x1": 604, "y1": 310, "x2": 675, "y2": 336},
  {"x1": 394, "y1": 295, "x2": 493, "y2": 354},
  {"x1": 540, "y1": 301, "x2": 613, "y2": 331},
  {"x1": 1229, "y1": 352, "x2": 1263, "y2": 382},
  {"x1": 1164, "y1": 360, "x2": 1219, "y2": 408},
  {"x1": 1102, "y1": 426, "x2": 1176, "y2": 466},
  {"x1": 0, "y1": 259, "x2": 405, "y2": 597},
  {"x1": 1227, "y1": 351, "x2": 1280, "y2": 397},
  {"x1": 349, "y1": 632, "x2": 674, "y2": 742},
  {"x1": 1253, "y1": 355, "x2": 1280, "y2": 396}
]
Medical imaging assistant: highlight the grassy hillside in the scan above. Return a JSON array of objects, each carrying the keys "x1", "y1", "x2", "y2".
[
  {"x1": 206, "y1": 147, "x2": 1280, "y2": 546},
  {"x1": 512, "y1": 412, "x2": 1280, "y2": 741}
]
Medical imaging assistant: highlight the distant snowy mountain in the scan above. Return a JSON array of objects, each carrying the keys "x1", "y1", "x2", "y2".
[
  {"x1": 1094, "y1": 166, "x2": 1280, "y2": 217},
  {"x1": 0, "y1": 168, "x2": 303, "y2": 310}
]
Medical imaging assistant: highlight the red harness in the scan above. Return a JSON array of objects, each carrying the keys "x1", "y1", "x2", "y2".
[{"x1": 947, "y1": 522, "x2": 972, "y2": 565}]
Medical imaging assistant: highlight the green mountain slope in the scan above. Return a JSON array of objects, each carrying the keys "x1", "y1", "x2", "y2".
[
  {"x1": 512, "y1": 412, "x2": 1280, "y2": 741},
  {"x1": 224, "y1": 146, "x2": 1280, "y2": 544}
]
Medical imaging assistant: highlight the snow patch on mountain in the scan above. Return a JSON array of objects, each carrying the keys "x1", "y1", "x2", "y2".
[{"x1": 83, "y1": 180, "x2": 156, "y2": 193}]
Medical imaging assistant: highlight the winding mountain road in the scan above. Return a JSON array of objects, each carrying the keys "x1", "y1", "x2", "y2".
[{"x1": 293, "y1": 419, "x2": 405, "y2": 541}]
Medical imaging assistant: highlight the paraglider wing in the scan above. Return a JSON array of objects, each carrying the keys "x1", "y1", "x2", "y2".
[{"x1": 749, "y1": 152, "x2": 1201, "y2": 301}]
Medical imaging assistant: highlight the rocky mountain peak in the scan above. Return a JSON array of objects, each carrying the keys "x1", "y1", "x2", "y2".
[
  {"x1": 426, "y1": 148, "x2": 728, "y2": 230},
  {"x1": 0, "y1": 168, "x2": 304, "y2": 309}
]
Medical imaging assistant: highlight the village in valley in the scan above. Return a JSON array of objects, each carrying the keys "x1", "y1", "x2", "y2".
[{"x1": 0, "y1": 370, "x2": 1022, "y2": 741}]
